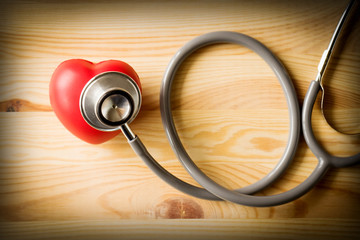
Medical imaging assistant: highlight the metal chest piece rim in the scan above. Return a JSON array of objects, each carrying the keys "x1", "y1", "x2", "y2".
[{"x1": 79, "y1": 71, "x2": 142, "y2": 132}]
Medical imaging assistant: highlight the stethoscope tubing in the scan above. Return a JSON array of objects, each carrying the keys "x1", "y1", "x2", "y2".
[
  {"x1": 302, "y1": 80, "x2": 360, "y2": 168},
  {"x1": 160, "y1": 31, "x2": 301, "y2": 198},
  {"x1": 126, "y1": 31, "x2": 359, "y2": 207}
]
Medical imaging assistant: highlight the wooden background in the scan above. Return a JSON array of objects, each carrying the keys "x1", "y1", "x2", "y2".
[{"x1": 0, "y1": 0, "x2": 359, "y2": 239}]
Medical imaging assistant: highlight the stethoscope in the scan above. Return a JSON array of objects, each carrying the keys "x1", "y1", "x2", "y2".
[{"x1": 51, "y1": 0, "x2": 360, "y2": 207}]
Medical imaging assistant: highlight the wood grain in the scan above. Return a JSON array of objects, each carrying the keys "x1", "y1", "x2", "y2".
[
  {"x1": 0, "y1": 111, "x2": 359, "y2": 221},
  {"x1": 0, "y1": 0, "x2": 358, "y2": 108},
  {"x1": 1, "y1": 219, "x2": 360, "y2": 240},
  {"x1": 0, "y1": 0, "x2": 359, "y2": 239}
]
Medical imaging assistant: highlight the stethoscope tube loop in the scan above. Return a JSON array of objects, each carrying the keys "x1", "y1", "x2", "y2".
[
  {"x1": 158, "y1": 31, "x2": 304, "y2": 206},
  {"x1": 140, "y1": 31, "x2": 358, "y2": 206}
]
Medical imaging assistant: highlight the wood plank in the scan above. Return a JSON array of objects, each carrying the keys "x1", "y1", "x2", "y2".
[
  {"x1": 0, "y1": 0, "x2": 358, "y2": 113},
  {"x1": 1, "y1": 219, "x2": 359, "y2": 240},
  {"x1": 0, "y1": 112, "x2": 359, "y2": 221}
]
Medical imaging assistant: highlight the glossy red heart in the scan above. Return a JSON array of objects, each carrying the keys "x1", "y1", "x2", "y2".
[{"x1": 49, "y1": 59, "x2": 141, "y2": 144}]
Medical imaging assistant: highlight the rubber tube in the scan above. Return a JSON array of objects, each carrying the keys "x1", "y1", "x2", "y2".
[
  {"x1": 302, "y1": 81, "x2": 360, "y2": 168},
  {"x1": 160, "y1": 31, "x2": 301, "y2": 196}
]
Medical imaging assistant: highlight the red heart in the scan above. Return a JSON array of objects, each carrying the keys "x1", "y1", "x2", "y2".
[{"x1": 49, "y1": 59, "x2": 141, "y2": 144}]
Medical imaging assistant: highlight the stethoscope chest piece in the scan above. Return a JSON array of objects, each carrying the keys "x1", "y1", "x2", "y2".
[{"x1": 80, "y1": 71, "x2": 142, "y2": 132}]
